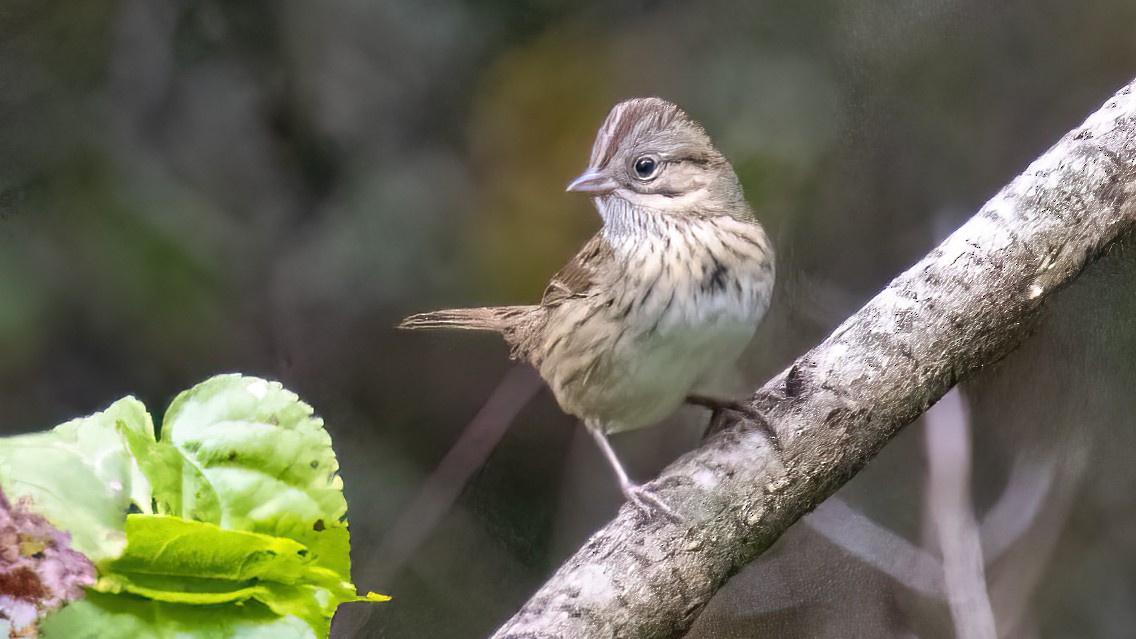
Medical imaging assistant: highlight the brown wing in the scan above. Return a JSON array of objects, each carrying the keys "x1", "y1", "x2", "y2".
[{"x1": 540, "y1": 234, "x2": 611, "y2": 307}]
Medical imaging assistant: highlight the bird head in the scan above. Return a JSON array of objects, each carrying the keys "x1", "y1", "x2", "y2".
[{"x1": 566, "y1": 97, "x2": 746, "y2": 217}]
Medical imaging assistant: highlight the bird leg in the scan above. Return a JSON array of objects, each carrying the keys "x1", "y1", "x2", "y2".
[
  {"x1": 587, "y1": 425, "x2": 677, "y2": 520},
  {"x1": 685, "y1": 394, "x2": 781, "y2": 451}
]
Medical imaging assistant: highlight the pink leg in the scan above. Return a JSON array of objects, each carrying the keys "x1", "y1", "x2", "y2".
[{"x1": 587, "y1": 423, "x2": 677, "y2": 519}]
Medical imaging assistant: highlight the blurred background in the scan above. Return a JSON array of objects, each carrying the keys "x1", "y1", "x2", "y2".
[{"x1": 2, "y1": 0, "x2": 1136, "y2": 637}]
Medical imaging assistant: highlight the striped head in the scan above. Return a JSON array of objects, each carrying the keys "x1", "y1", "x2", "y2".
[{"x1": 566, "y1": 98, "x2": 748, "y2": 220}]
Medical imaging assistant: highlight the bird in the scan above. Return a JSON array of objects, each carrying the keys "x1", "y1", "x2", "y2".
[{"x1": 399, "y1": 97, "x2": 775, "y2": 515}]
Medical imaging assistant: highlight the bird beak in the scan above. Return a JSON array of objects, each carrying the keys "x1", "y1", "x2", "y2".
[{"x1": 566, "y1": 168, "x2": 617, "y2": 194}]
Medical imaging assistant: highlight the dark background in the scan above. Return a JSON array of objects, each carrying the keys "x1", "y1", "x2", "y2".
[{"x1": 2, "y1": 1, "x2": 1136, "y2": 637}]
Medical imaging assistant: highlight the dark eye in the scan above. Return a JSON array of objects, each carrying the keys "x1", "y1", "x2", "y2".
[{"x1": 633, "y1": 155, "x2": 660, "y2": 180}]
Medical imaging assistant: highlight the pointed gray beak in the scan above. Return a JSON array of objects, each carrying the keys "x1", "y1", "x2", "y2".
[{"x1": 566, "y1": 168, "x2": 617, "y2": 194}]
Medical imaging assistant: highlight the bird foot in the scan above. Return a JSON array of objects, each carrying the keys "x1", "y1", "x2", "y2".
[
  {"x1": 621, "y1": 482, "x2": 680, "y2": 522},
  {"x1": 686, "y1": 394, "x2": 781, "y2": 451}
]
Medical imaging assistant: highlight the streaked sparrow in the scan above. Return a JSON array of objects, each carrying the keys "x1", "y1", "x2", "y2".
[{"x1": 400, "y1": 97, "x2": 775, "y2": 514}]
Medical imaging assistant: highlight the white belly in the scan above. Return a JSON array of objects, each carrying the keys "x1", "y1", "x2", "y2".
[
  {"x1": 589, "y1": 320, "x2": 758, "y2": 432},
  {"x1": 535, "y1": 210, "x2": 774, "y2": 433}
]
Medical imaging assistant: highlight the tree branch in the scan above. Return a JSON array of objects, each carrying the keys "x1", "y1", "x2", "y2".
[{"x1": 491, "y1": 78, "x2": 1136, "y2": 639}]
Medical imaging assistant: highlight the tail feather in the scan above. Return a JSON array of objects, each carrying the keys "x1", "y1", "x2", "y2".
[{"x1": 397, "y1": 305, "x2": 536, "y2": 333}]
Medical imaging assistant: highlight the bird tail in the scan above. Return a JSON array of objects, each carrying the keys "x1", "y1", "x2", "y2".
[{"x1": 397, "y1": 305, "x2": 536, "y2": 333}]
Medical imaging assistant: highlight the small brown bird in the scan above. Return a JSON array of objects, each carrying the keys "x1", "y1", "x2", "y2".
[{"x1": 400, "y1": 97, "x2": 774, "y2": 513}]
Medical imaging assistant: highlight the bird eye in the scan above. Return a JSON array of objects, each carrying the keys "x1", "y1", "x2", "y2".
[{"x1": 632, "y1": 155, "x2": 660, "y2": 180}]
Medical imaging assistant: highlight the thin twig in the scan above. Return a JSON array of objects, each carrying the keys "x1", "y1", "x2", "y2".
[
  {"x1": 370, "y1": 365, "x2": 543, "y2": 581},
  {"x1": 924, "y1": 389, "x2": 997, "y2": 639},
  {"x1": 805, "y1": 497, "x2": 945, "y2": 599}
]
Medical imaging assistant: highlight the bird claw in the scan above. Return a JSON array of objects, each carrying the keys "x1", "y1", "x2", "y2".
[
  {"x1": 688, "y1": 394, "x2": 781, "y2": 451},
  {"x1": 622, "y1": 482, "x2": 680, "y2": 522}
]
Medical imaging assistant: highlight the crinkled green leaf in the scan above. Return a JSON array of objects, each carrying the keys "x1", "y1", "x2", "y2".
[
  {"x1": 41, "y1": 592, "x2": 315, "y2": 639},
  {"x1": 161, "y1": 375, "x2": 351, "y2": 579},
  {"x1": 5, "y1": 375, "x2": 384, "y2": 638},
  {"x1": 105, "y1": 515, "x2": 347, "y2": 588},
  {"x1": 119, "y1": 423, "x2": 219, "y2": 522},
  {"x1": 0, "y1": 397, "x2": 154, "y2": 563}
]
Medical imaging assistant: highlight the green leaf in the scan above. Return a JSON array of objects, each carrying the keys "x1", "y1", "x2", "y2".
[
  {"x1": 103, "y1": 515, "x2": 344, "y2": 590},
  {"x1": 4, "y1": 375, "x2": 385, "y2": 638},
  {"x1": 87, "y1": 515, "x2": 360, "y2": 636},
  {"x1": 0, "y1": 397, "x2": 154, "y2": 563},
  {"x1": 119, "y1": 423, "x2": 219, "y2": 523},
  {"x1": 40, "y1": 592, "x2": 316, "y2": 639},
  {"x1": 160, "y1": 375, "x2": 351, "y2": 579}
]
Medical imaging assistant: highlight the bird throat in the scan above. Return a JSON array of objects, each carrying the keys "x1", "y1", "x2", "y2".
[{"x1": 595, "y1": 194, "x2": 691, "y2": 242}]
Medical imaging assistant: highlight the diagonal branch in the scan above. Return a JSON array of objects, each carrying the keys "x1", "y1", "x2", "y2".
[{"x1": 491, "y1": 78, "x2": 1136, "y2": 639}]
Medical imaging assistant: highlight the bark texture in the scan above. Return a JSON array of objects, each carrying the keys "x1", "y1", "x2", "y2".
[{"x1": 492, "y1": 79, "x2": 1136, "y2": 639}]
